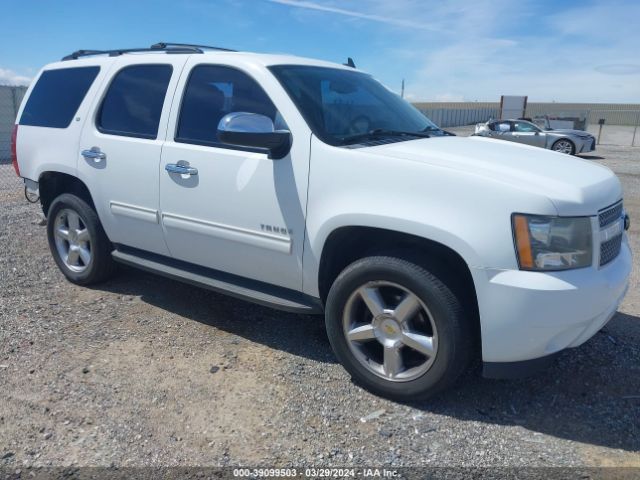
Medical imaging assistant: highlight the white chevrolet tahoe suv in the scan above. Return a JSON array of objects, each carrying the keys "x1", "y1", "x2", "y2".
[{"x1": 12, "y1": 43, "x2": 632, "y2": 400}]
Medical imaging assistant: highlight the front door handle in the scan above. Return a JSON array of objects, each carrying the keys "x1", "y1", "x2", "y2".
[
  {"x1": 81, "y1": 147, "x2": 106, "y2": 161},
  {"x1": 165, "y1": 163, "x2": 198, "y2": 176}
]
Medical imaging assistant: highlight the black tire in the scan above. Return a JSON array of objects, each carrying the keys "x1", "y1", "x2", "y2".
[
  {"x1": 325, "y1": 256, "x2": 473, "y2": 401},
  {"x1": 551, "y1": 138, "x2": 575, "y2": 155},
  {"x1": 46, "y1": 193, "x2": 116, "y2": 285}
]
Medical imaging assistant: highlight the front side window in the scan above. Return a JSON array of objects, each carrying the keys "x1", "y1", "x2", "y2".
[
  {"x1": 97, "y1": 64, "x2": 173, "y2": 139},
  {"x1": 20, "y1": 66, "x2": 100, "y2": 128},
  {"x1": 269, "y1": 65, "x2": 439, "y2": 146},
  {"x1": 513, "y1": 121, "x2": 541, "y2": 133},
  {"x1": 177, "y1": 65, "x2": 283, "y2": 147}
]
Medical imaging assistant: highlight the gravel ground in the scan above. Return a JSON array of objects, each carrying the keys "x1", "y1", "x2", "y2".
[{"x1": 1, "y1": 139, "x2": 639, "y2": 469}]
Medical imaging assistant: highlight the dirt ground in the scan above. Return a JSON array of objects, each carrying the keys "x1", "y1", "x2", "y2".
[{"x1": 0, "y1": 137, "x2": 638, "y2": 470}]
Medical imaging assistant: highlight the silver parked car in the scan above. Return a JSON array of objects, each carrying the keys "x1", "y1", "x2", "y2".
[{"x1": 474, "y1": 119, "x2": 596, "y2": 155}]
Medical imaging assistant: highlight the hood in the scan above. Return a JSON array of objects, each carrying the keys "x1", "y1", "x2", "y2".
[
  {"x1": 366, "y1": 136, "x2": 621, "y2": 216},
  {"x1": 545, "y1": 128, "x2": 593, "y2": 137}
]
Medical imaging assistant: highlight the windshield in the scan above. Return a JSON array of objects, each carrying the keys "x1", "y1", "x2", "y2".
[{"x1": 269, "y1": 65, "x2": 440, "y2": 146}]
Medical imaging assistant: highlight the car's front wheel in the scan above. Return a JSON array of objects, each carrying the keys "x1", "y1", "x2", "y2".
[
  {"x1": 552, "y1": 138, "x2": 575, "y2": 155},
  {"x1": 46, "y1": 193, "x2": 116, "y2": 285},
  {"x1": 325, "y1": 256, "x2": 473, "y2": 401}
]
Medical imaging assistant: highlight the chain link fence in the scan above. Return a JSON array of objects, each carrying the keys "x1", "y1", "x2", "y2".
[
  {"x1": 416, "y1": 105, "x2": 640, "y2": 147},
  {"x1": 0, "y1": 85, "x2": 27, "y2": 161},
  {"x1": 0, "y1": 85, "x2": 27, "y2": 192},
  {"x1": 526, "y1": 106, "x2": 640, "y2": 146},
  {"x1": 586, "y1": 109, "x2": 640, "y2": 146}
]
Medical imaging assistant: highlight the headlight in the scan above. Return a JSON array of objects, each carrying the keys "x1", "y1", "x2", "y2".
[{"x1": 512, "y1": 214, "x2": 593, "y2": 270}]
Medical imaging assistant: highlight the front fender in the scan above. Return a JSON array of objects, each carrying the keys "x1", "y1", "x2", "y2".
[{"x1": 301, "y1": 137, "x2": 558, "y2": 297}]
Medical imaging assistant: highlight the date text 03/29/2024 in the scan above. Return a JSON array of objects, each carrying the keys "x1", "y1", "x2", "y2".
[{"x1": 232, "y1": 468, "x2": 400, "y2": 478}]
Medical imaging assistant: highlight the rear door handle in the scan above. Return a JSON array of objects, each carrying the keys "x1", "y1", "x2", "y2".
[
  {"x1": 82, "y1": 147, "x2": 106, "y2": 161},
  {"x1": 165, "y1": 163, "x2": 198, "y2": 176}
]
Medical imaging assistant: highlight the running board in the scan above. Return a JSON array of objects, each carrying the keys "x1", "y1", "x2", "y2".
[{"x1": 111, "y1": 247, "x2": 323, "y2": 314}]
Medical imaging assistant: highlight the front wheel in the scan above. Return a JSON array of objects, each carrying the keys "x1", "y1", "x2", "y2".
[
  {"x1": 552, "y1": 138, "x2": 575, "y2": 155},
  {"x1": 325, "y1": 256, "x2": 473, "y2": 401},
  {"x1": 46, "y1": 193, "x2": 116, "y2": 285}
]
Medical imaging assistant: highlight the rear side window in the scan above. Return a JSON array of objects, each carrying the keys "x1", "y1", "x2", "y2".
[
  {"x1": 491, "y1": 121, "x2": 511, "y2": 132},
  {"x1": 97, "y1": 64, "x2": 173, "y2": 139},
  {"x1": 20, "y1": 67, "x2": 100, "y2": 128}
]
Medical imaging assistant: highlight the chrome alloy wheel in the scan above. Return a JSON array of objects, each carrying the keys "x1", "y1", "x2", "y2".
[
  {"x1": 342, "y1": 281, "x2": 438, "y2": 382},
  {"x1": 53, "y1": 208, "x2": 92, "y2": 273},
  {"x1": 553, "y1": 139, "x2": 574, "y2": 154}
]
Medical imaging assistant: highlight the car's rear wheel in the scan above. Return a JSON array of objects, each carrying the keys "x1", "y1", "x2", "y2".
[
  {"x1": 47, "y1": 193, "x2": 116, "y2": 285},
  {"x1": 552, "y1": 139, "x2": 575, "y2": 155},
  {"x1": 325, "y1": 256, "x2": 473, "y2": 401}
]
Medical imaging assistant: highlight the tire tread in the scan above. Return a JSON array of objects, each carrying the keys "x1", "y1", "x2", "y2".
[
  {"x1": 326, "y1": 255, "x2": 474, "y2": 400},
  {"x1": 46, "y1": 193, "x2": 116, "y2": 285}
]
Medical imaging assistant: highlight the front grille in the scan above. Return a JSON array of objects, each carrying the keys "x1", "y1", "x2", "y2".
[
  {"x1": 598, "y1": 201, "x2": 624, "y2": 267},
  {"x1": 599, "y1": 201, "x2": 623, "y2": 227},
  {"x1": 600, "y1": 235, "x2": 623, "y2": 266}
]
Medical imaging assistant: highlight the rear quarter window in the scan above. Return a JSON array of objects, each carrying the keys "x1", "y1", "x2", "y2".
[{"x1": 19, "y1": 66, "x2": 100, "y2": 128}]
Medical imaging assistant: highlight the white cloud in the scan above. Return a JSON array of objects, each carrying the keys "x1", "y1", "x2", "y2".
[
  {"x1": 594, "y1": 64, "x2": 640, "y2": 75},
  {"x1": 267, "y1": 0, "x2": 640, "y2": 102},
  {"x1": 267, "y1": 0, "x2": 442, "y2": 30},
  {"x1": 0, "y1": 68, "x2": 31, "y2": 86}
]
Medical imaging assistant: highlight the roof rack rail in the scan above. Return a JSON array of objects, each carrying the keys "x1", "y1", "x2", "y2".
[
  {"x1": 151, "y1": 42, "x2": 236, "y2": 52},
  {"x1": 61, "y1": 42, "x2": 235, "y2": 61},
  {"x1": 62, "y1": 46, "x2": 201, "y2": 61}
]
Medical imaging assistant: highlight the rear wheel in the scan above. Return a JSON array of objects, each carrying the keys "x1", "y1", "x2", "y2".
[
  {"x1": 325, "y1": 256, "x2": 473, "y2": 401},
  {"x1": 552, "y1": 138, "x2": 575, "y2": 155},
  {"x1": 47, "y1": 193, "x2": 116, "y2": 285}
]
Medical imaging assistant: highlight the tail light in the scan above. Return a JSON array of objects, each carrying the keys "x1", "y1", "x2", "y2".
[{"x1": 11, "y1": 124, "x2": 20, "y2": 177}]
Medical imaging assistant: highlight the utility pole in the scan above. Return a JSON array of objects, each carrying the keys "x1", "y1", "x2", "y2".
[{"x1": 401, "y1": 79, "x2": 405, "y2": 98}]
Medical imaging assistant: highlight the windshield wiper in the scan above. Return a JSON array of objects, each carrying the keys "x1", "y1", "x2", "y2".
[
  {"x1": 340, "y1": 128, "x2": 431, "y2": 145},
  {"x1": 422, "y1": 125, "x2": 456, "y2": 136}
]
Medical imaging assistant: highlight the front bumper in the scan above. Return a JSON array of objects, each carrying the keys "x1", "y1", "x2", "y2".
[
  {"x1": 483, "y1": 351, "x2": 561, "y2": 379},
  {"x1": 576, "y1": 136, "x2": 596, "y2": 153},
  {"x1": 473, "y1": 237, "x2": 631, "y2": 368}
]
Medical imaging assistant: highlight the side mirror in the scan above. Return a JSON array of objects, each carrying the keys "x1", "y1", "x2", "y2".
[{"x1": 217, "y1": 112, "x2": 291, "y2": 159}]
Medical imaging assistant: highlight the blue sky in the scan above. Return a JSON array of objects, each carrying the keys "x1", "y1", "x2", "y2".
[{"x1": 1, "y1": 0, "x2": 639, "y2": 102}]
